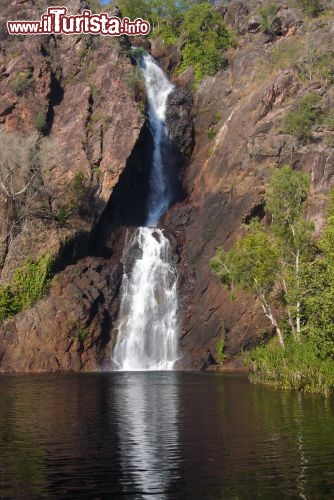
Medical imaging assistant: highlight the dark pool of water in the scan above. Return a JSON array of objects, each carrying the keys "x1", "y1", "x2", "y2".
[{"x1": 0, "y1": 372, "x2": 333, "y2": 499}]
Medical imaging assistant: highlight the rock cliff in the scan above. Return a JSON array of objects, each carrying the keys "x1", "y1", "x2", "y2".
[
  {"x1": 1, "y1": 0, "x2": 334, "y2": 372},
  {"x1": 0, "y1": 0, "x2": 146, "y2": 370},
  {"x1": 164, "y1": 0, "x2": 334, "y2": 367}
]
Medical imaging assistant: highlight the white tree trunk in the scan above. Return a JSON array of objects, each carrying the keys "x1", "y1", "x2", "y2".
[{"x1": 259, "y1": 297, "x2": 285, "y2": 348}]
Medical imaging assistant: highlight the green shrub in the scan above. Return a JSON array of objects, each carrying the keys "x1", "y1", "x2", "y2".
[
  {"x1": 324, "y1": 110, "x2": 334, "y2": 131},
  {"x1": 55, "y1": 204, "x2": 71, "y2": 224},
  {"x1": 178, "y1": 3, "x2": 235, "y2": 87},
  {"x1": 284, "y1": 93, "x2": 322, "y2": 140},
  {"x1": 34, "y1": 109, "x2": 48, "y2": 134},
  {"x1": 258, "y1": 3, "x2": 279, "y2": 31},
  {"x1": 78, "y1": 326, "x2": 89, "y2": 342},
  {"x1": 0, "y1": 286, "x2": 19, "y2": 323},
  {"x1": 294, "y1": 0, "x2": 323, "y2": 16},
  {"x1": 247, "y1": 338, "x2": 334, "y2": 396},
  {"x1": 129, "y1": 47, "x2": 147, "y2": 60},
  {"x1": 10, "y1": 69, "x2": 33, "y2": 96},
  {"x1": 12, "y1": 254, "x2": 52, "y2": 310},
  {"x1": 125, "y1": 67, "x2": 146, "y2": 104},
  {"x1": 216, "y1": 322, "x2": 226, "y2": 363},
  {"x1": 0, "y1": 254, "x2": 52, "y2": 323},
  {"x1": 207, "y1": 126, "x2": 216, "y2": 140},
  {"x1": 69, "y1": 171, "x2": 90, "y2": 214}
]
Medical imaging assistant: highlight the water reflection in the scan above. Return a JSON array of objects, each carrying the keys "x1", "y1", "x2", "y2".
[
  {"x1": 113, "y1": 372, "x2": 179, "y2": 498},
  {"x1": 0, "y1": 373, "x2": 333, "y2": 499}
]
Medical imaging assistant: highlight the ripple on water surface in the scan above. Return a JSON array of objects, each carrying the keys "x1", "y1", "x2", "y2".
[{"x1": 0, "y1": 372, "x2": 333, "y2": 499}]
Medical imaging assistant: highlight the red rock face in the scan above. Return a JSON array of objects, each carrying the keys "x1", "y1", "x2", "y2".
[
  {"x1": 0, "y1": 0, "x2": 144, "y2": 283},
  {"x1": 163, "y1": 2, "x2": 334, "y2": 367},
  {"x1": 0, "y1": 1, "x2": 146, "y2": 371},
  {"x1": 0, "y1": 256, "x2": 123, "y2": 373}
]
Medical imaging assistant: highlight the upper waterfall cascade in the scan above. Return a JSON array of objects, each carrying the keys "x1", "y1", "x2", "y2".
[{"x1": 112, "y1": 55, "x2": 180, "y2": 371}]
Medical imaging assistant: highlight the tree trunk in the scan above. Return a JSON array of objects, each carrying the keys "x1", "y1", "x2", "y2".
[{"x1": 259, "y1": 297, "x2": 285, "y2": 348}]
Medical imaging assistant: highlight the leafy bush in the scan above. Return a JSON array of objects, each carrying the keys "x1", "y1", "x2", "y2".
[
  {"x1": 178, "y1": 3, "x2": 235, "y2": 86},
  {"x1": 34, "y1": 109, "x2": 48, "y2": 134},
  {"x1": 69, "y1": 171, "x2": 90, "y2": 215},
  {"x1": 284, "y1": 93, "x2": 322, "y2": 140},
  {"x1": 10, "y1": 69, "x2": 33, "y2": 96},
  {"x1": 216, "y1": 322, "x2": 226, "y2": 363},
  {"x1": 129, "y1": 47, "x2": 147, "y2": 61},
  {"x1": 54, "y1": 171, "x2": 91, "y2": 223},
  {"x1": 12, "y1": 254, "x2": 52, "y2": 310},
  {"x1": 294, "y1": 0, "x2": 323, "y2": 16},
  {"x1": 258, "y1": 3, "x2": 279, "y2": 31},
  {"x1": 55, "y1": 205, "x2": 71, "y2": 224},
  {"x1": 207, "y1": 126, "x2": 216, "y2": 140},
  {"x1": 0, "y1": 254, "x2": 52, "y2": 323},
  {"x1": 78, "y1": 327, "x2": 89, "y2": 342},
  {"x1": 248, "y1": 339, "x2": 334, "y2": 396},
  {"x1": 0, "y1": 286, "x2": 18, "y2": 323},
  {"x1": 125, "y1": 67, "x2": 146, "y2": 104}
]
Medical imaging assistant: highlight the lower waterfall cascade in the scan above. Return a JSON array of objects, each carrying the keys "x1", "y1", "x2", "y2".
[{"x1": 111, "y1": 54, "x2": 180, "y2": 371}]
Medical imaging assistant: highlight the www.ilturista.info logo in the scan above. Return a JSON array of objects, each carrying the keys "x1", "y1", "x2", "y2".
[{"x1": 7, "y1": 7, "x2": 151, "y2": 36}]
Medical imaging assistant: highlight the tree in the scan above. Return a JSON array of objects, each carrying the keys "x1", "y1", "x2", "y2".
[
  {"x1": 211, "y1": 166, "x2": 313, "y2": 348},
  {"x1": 0, "y1": 137, "x2": 42, "y2": 248},
  {"x1": 302, "y1": 190, "x2": 334, "y2": 358},
  {"x1": 178, "y1": 3, "x2": 234, "y2": 85},
  {"x1": 265, "y1": 165, "x2": 312, "y2": 340},
  {"x1": 210, "y1": 220, "x2": 284, "y2": 346}
]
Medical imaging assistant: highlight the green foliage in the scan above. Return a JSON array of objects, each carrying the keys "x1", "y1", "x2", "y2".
[
  {"x1": 265, "y1": 165, "x2": 311, "y2": 241},
  {"x1": 118, "y1": 2, "x2": 235, "y2": 86},
  {"x1": 34, "y1": 109, "x2": 48, "y2": 134},
  {"x1": 10, "y1": 69, "x2": 33, "y2": 96},
  {"x1": 324, "y1": 110, "x2": 334, "y2": 131},
  {"x1": 78, "y1": 326, "x2": 89, "y2": 342},
  {"x1": 12, "y1": 254, "x2": 52, "y2": 310},
  {"x1": 211, "y1": 163, "x2": 334, "y2": 394},
  {"x1": 294, "y1": 0, "x2": 323, "y2": 16},
  {"x1": 302, "y1": 190, "x2": 334, "y2": 359},
  {"x1": 129, "y1": 47, "x2": 147, "y2": 60},
  {"x1": 125, "y1": 67, "x2": 146, "y2": 104},
  {"x1": 258, "y1": 3, "x2": 279, "y2": 31},
  {"x1": 259, "y1": 37, "x2": 334, "y2": 86},
  {"x1": 117, "y1": 0, "x2": 152, "y2": 21},
  {"x1": 297, "y1": 49, "x2": 334, "y2": 84},
  {"x1": 216, "y1": 322, "x2": 226, "y2": 363},
  {"x1": 69, "y1": 171, "x2": 90, "y2": 215},
  {"x1": 248, "y1": 338, "x2": 334, "y2": 396},
  {"x1": 0, "y1": 254, "x2": 52, "y2": 323},
  {"x1": 207, "y1": 126, "x2": 216, "y2": 140},
  {"x1": 178, "y1": 3, "x2": 235, "y2": 86},
  {"x1": 118, "y1": 0, "x2": 185, "y2": 41},
  {"x1": 210, "y1": 220, "x2": 279, "y2": 297},
  {"x1": 0, "y1": 286, "x2": 18, "y2": 323},
  {"x1": 55, "y1": 172, "x2": 91, "y2": 223},
  {"x1": 55, "y1": 205, "x2": 71, "y2": 224},
  {"x1": 284, "y1": 93, "x2": 322, "y2": 141}
]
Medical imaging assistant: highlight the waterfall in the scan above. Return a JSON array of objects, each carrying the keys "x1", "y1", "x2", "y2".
[{"x1": 111, "y1": 55, "x2": 180, "y2": 371}]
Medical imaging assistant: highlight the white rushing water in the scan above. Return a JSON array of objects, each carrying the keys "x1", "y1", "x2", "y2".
[{"x1": 112, "y1": 55, "x2": 179, "y2": 371}]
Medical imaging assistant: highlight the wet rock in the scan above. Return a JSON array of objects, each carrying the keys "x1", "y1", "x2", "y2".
[
  {"x1": 151, "y1": 39, "x2": 181, "y2": 75},
  {"x1": 166, "y1": 87, "x2": 194, "y2": 158}
]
